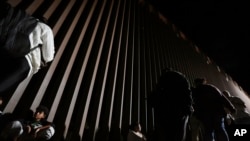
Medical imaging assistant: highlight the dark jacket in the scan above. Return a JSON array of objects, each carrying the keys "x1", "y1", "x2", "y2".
[
  {"x1": 150, "y1": 70, "x2": 193, "y2": 119},
  {"x1": 192, "y1": 84, "x2": 236, "y2": 119}
]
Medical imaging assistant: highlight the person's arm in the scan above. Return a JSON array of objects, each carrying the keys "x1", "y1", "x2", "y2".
[
  {"x1": 35, "y1": 124, "x2": 51, "y2": 132},
  {"x1": 33, "y1": 122, "x2": 54, "y2": 138},
  {"x1": 221, "y1": 94, "x2": 236, "y2": 114},
  {"x1": 40, "y1": 23, "x2": 55, "y2": 63}
]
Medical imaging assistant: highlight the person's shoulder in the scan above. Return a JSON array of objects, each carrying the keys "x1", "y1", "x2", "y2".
[
  {"x1": 166, "y1": 70, "x2": 185, "y2": 77},
  {"x1": 35, "y1": 21, "x2": 52, "y2": 31},
  {"x1": 37, "y1": 21, "x2": 49, "y2": 28}
]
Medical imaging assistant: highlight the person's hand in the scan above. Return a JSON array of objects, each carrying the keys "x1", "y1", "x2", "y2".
[{"x1": 32, "y1": 128, "x2": 41, "y2": 138}]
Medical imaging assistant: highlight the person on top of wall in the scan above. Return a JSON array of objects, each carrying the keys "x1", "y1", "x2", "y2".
[{"x1": 0, "y1": 2, "x2": 55, "y2": 97}]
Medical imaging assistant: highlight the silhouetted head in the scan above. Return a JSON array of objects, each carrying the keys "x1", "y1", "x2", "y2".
[
  {"x1": 158, "y1": 69, "x2": 190, "y2": 91},
  {"x1": 34, "y1": 105, "x2": 49, "y2": 120}
]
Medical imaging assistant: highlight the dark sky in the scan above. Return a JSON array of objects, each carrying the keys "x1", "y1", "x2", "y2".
[{"x1": 147, "y1": 0, "x2": 250, "y2": 94}]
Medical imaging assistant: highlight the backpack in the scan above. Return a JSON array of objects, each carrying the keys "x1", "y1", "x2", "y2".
[{"x1": 0, "y1": 3, "x2": 39, "y2": 58}]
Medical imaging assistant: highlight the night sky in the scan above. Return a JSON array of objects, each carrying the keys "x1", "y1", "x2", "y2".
[{"x1": 147, "y1": 0, "x2": 250, "y2": 95}]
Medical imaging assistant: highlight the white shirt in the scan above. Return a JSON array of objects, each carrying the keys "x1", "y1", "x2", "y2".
[{"x1": 26, "y1": 21, "x2": 55, "y2": 77}]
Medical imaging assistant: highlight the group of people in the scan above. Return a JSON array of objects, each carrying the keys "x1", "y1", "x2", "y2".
[
  {"x1": 0, "y1": 105, "x2": 55, "y2": 141},
  {"x1": 131, "y1": 68, "x2": 250, "y2": 141},
  {"x1": 190, "y1": 78, "x2": 236, "y2": 141},
  {"x1": 125, "y1": 68, "x2": 250, "y2": 141},
  {"x1": 0, "y1": 2, "x2": 55, "y2": 140},
  {"x1": 1, "y1": 2, "x2": 249, "y2": 141}
]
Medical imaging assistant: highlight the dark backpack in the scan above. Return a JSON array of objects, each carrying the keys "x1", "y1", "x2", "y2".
[{"x1": 0, "y1": 3, "x2": 39, "y2": 58}]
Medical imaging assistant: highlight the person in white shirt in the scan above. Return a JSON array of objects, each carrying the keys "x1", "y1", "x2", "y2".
[
  {"x1": 0, "y1": 17, "x2": 55, "y2": 97},
  {"x1": 26, "y1": 19, "x2": 55, "y2": 77}
]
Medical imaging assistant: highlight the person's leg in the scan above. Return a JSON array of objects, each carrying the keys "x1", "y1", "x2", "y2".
[
  {"x1": 0, "y1": 57, "x2": 29, "y2": 95},
  {"x1": 170, "y1": 115, "x2": 190, "y2": 141},
  {"x1": 200, "y1": 118, "x2": 214, "y2": 141},
  {"x1": 179, "y1": 115, "x2": 190, "y2": 141},
  {"x1": 198, "y1": 122, "x2": 205, "y2": 141},
  {"x1": 190, "y1": 116, "x2": 202, "y2": 141},
  {"x1": 214, "y1": 117, "x2": 229, "y2": 141}
]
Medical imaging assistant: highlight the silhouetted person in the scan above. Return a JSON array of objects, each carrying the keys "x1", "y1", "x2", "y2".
[
  {"x1": 222, "y1": 90, "x2": 250, "y2": 125},
  {"x1": 190, "y1": 85, "x2": 204, "y2": 141},
  {"x1": 149, "y1": 68, "x2": 193, "y2": 141},
  {"x1": 127, "y1": 121, "x2": 147, "y2": 141},
  {"x1": 192, "y1": 78, "x2": 236, "y2": 141}
]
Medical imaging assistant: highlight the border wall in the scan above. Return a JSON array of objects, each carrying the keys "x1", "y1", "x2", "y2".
[{"x1": 3, "y1": 0, "x2": 250, "y2": 140}]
